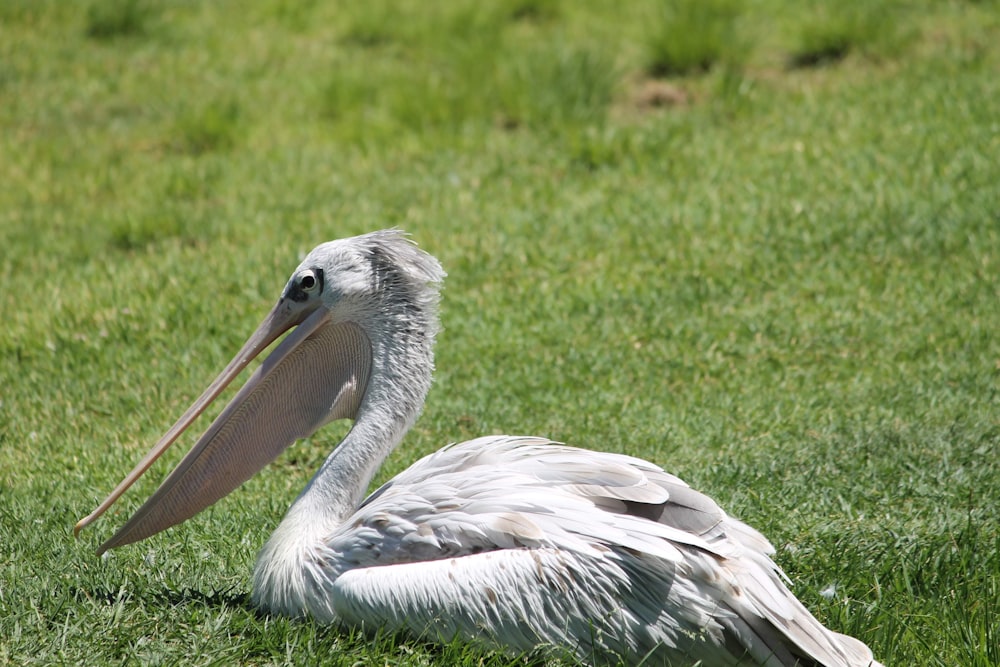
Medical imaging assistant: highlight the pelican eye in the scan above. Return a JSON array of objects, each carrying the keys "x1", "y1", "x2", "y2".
[
  {"x1": 287, "y1": 268, "x2": 324, "y2": 302},
  {"x1": 300, "y1": 272, "x2": 318, "y2": 292}
]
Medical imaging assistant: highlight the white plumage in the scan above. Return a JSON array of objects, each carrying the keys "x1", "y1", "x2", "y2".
[{"x1": 77, "y1": 231, "x2": 881, "y2": 666}]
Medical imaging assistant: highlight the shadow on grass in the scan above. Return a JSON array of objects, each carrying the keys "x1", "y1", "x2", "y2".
[
  {"x1": 645, "y1": 0, "x2": 744, "y2": 78},
  {"x1": 85, "y1": 0, "x2": 150, "y2": 40},
  {"x1": 76, "y1": 584, "x2": 252, "y2": 611},
  {"x1": 171, "y1": 99, "x2": 242, "y2": 155},
  {"x1": 787, "y1": 3, "x2": 911, "y2": 69},
  {"x1": 154, "y1": 585, "x2": 252, "y2": 610}
]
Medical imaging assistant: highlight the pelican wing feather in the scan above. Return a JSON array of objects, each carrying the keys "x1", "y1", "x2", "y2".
[
  {"x1": 309, "y1": 436, "x2": 879, "y2": 666},
  {"x1": 332, "y1": 547, "x2": 745, "y2": 664}
]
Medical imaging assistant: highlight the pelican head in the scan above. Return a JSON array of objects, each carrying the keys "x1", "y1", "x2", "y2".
[{"x1": 75, "y1": 230, "x2": 444, "y2": 553}]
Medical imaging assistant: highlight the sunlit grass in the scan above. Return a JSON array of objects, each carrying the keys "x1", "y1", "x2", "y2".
[{"x1": 1, "y1": 0, "x2": 999, "y2": 665}]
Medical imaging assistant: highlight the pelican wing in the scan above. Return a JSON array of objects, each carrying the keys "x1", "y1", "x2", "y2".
[
  {"x1": 348, "y1": 436, "x2": 746, "y2": 560},
  {"x1": 332, "y1": 547, "x2": 746, "y2": 664},
  {"x1": 305, "y1": 436, "x2": 878, "y2": 666}
]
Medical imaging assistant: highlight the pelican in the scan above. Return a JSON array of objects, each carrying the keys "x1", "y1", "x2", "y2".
[{"x1": 76, "y1": 230, "x2": 881, "y2": 666}]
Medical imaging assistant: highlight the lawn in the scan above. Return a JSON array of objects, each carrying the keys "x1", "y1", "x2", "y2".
[{"x1": 1, "y1": 0, "x2": 998, "y2": 664}]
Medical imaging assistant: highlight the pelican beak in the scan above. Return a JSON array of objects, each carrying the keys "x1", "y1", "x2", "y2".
[{"x1": 75, "y1": 297, "x2": 372, "y2": 554}]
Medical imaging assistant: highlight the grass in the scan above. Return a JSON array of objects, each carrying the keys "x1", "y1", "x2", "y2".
[
  {"x1": 1, "y1": 0, "x2": 999, "y2": 664},
  {"x1": 171, "y1": 98, "x2": 242, "y2": 156},
  {"x1": 788, "y1": 1, "x2": 911, "y2": 68},
  {"x1": 84, "y1": 0, "x2": 150, "y2": 40},
  {"x1": 645, "y1": 0, "x2": 743, "y2": 77}
]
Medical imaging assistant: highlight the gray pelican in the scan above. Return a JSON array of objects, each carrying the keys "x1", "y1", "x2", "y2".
[{"x1": 76, "y1": 230, "x2": 881, "y2": 666}]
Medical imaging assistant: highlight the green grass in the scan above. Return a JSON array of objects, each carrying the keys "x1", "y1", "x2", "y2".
[
  {"x1": 788, "y1": 1, "x2": 912, "y2": 68},
  {"x1": 645, "y1": 0, "x2": 744, "y2": 77},
  {"x1": 1, "y1": 0, "x2": 999, "y2": 664},
  {"x1": 84, "y1": 0, "x2": 150, "y2": 41}
]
